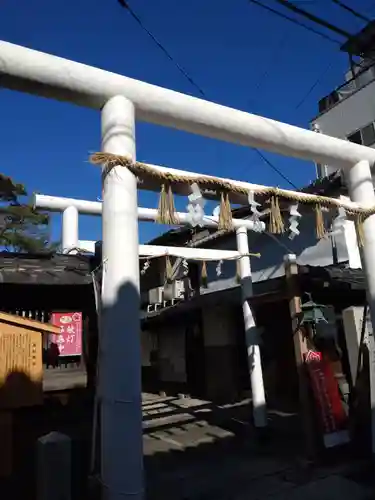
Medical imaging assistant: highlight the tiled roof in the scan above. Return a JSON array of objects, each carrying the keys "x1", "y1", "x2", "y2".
[{"x1": 0, "y1": 252, "x2": 94, "y2": 285}]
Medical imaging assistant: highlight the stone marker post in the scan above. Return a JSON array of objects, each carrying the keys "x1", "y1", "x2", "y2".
[{"x1": 37, "y1": 431, "x2": 71, "y2": 500}]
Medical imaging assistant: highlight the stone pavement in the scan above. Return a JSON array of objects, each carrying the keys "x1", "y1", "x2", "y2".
[{"x1": 142, "y1": 394, "x2": 373, "y2": 500}]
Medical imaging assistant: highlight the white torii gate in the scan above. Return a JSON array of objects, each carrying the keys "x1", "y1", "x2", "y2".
[
  {"x1": 33, "y1": 192, "x2": 266, "y2": 426},
  {"x1": 3, "y1": 40, "x2": 375, "y2": 500},
  {"x1": 33, "y1": 193, "x2": 265, "y2": 252}
]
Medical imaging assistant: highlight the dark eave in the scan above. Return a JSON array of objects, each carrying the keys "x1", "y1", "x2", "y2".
[
  {"x1": 298, "y1": 263, "x2": 365, "y2": 291},
  {"x1": 142, "y1": 263, "x2": 366, "y2": 325},
  {"x1": 0, "y1": 252, "x2": 94, "y2": 285},
  {"x1": 340, "y1": 20, "x2": 375, "y2": 56}
]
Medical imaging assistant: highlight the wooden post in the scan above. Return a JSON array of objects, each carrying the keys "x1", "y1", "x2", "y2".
[
  {"x1": 37, "y1": 432, "x2": 71, "y2": 500},
  {"x1": 0, "y1": 411, "x2": 12, "y2": 477},
  {"x1": 284, "y1": 254, "x2": 317, "y2": 459}
]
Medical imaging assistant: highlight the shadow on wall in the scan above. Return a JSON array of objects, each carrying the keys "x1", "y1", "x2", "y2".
[{"x1": 0, "y1": 369, "x2": 93, "y2": 500}]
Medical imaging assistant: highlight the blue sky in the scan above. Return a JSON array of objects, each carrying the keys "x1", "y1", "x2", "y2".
[{"x1": 1, "y1": 0, "x2": 374, "y2": 244}]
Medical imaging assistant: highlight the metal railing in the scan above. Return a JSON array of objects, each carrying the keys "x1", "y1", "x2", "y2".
[{"x1": 318, "y1": 62, "x2": 375, "y2": 115}]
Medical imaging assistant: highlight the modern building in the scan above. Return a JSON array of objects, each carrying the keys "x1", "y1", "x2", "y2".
[
  {"x1": 311, "y1": 20, "x2": 375, "y2": 178},
  {"x1": 140, "y1": 175, "x2": 363, "y2": 407}
]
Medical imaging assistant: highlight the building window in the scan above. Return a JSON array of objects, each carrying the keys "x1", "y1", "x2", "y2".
[
  {"x1": 362, "y1": 123, "x2": 375, "y2": 146},
  {"x1": 347, "y1": 130, "x2": 362, "y2": 144},
  {"x1": 347, "y1": 122, "x2": 375, "y2": 147}
]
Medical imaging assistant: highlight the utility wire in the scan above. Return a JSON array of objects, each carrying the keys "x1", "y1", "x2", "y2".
[
  {"x1": 294, "y1": 62, "x2": 333, "y2": 110},
  {"x1": 247, "y1": 0, "x2": 342, "y2": 45},
  {"x1": 249, "y1": 0, "x2": 371, "y2": 107},
  {"x1": 117, "y1": 0, "x2": 205, "y2": 97},
  {"x1": 250, "y1": 0, "x2": 370, "y2": 71},
  {"x1": 273, "y1": 0, "x2": 351, "y2": 38},
  {"x1": 117, "y1": 0, "x2": 299, "y2": 190},
  {"x1": 331, "y1": 0, "x2": 370, "y2": 23},
  {"x1": 255, "y1": 149, "x2": 298, "y2": 188},
  {"x1": 252, "y1": 31, "x2": 289, "y2": 94}
]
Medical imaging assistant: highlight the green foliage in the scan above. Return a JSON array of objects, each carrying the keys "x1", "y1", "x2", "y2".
[{"x1": 0, "y1": 174, "x2": 58, "y2": 253}]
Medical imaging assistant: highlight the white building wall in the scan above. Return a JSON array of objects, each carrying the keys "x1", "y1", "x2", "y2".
[
  {"x1": 201, "y1": 210, "x2": 352, "y2": 293},
  {"x1": 313, "y1": 80, "x2": 375, "y2": 139},
  {"x1": 312, "y1": 79, "x2": 375, "y2": 177}
]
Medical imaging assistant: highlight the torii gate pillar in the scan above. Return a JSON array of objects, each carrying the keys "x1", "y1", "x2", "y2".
[{"x1": 100, "y1": 95, "x2": 143, "y2": 500}]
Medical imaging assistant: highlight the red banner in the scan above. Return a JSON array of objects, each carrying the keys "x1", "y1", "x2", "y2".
[
  {"x1": 305, "y1": 350, "x2": 349, "y2": 447},
  {"x1": 50, "y1": 312, "x2": 82, "y2": 356}
]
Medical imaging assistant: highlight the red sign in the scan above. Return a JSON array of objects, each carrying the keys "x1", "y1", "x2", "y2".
[
  {"x1": 50, "y1": 312, "x2": 82, "y2": 356},
  {"x1": 305, "y1": 350, "x2": 348, "y2": 445}
]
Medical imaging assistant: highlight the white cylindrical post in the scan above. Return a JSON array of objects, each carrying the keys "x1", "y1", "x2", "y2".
[
  {"x1": 100, "y1": 95, "x2": 143, "y2": 499},
  {"x1": 346, "y1": 160, "x2": 375, "y2": 328},
  {"x1": 236, "y1": 227, "x2": 267, "y2": 428},
  {"x1": 346, "y1": 159, "x2": 375, "y2": 458},
  {"x1": 62, "y1": 205, "x2": 78, "y2": 253}
]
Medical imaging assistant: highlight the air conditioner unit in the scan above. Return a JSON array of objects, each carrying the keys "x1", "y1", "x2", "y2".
[
  {"x1": 163, "y1": 281, "x2": 185, "y2": 301},
  {"x1": 148, "y1": 287, "x2": 163, "y2": 304}
]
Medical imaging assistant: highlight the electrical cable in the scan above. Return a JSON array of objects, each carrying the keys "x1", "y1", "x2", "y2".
[
  {"x1": 248, "y1": 0, "x2": 372, "y2": 111},
  {"x1": 117, "y1": 0, "x2": 205, "y2": 97},
  {"x1": 250, "y1": 0, "x2": 372, "y2": 71},
  {"x1": 331, "y1": 0, "x2": 370, "y2": 23},
  {"x1": 273, "y1": 0, "x2": 351, "y2": 38},
  {"x1": 247, "y1": 0, "x2": 342, "y2": 45},
  {"x1": 294, "y1": 62, "x2": 333, "y2": 110},
  {"x1": 117, "y1": 0, "x2": 299, "y2": 190},
  {"x1": 252, "y1": 32, "x2": 289, "y2": 94}
]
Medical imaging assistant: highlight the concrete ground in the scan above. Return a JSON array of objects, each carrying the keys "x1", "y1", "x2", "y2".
[{"x1": 142, "y1": 394, "x2": 373, "y2": 500}]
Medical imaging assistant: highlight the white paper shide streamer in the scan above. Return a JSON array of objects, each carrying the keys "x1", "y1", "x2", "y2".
[
  {"x1": 248, "y1": 191, "x2": 263, "y2": 232},
  {"x1": 187, "y1": 183, "x2": 206, "y2": 227},
  {"x1": 182, "y1": 259, "x2": 189, "y2": 276},
  {"x1": 288, "y1": 203, "x2": 302, "y2": 240},
  {"x1": 216, "y1": 260, "x2": 223, "y2": 277},
  {"x1": 141, "y1": 259, "x2": 151, "y2": 275},
  {"x1": 328, "y1": 206, "x2": 347, "y2": 237}
]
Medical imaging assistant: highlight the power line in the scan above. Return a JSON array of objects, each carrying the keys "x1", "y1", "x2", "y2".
[
  {"x1": 294, "y1": 62, "x2": 333, "y2": 110},
  {"x1": 254, "y1": 149, "x2": 298, "y2": 188},
  {"x1": 252, "y1": 32, "x2": 289, "y2": 94},
  {"x1": 249, "y1": 0, "x2": 371, "y2": 106},
  {"x1": 117, "y1": 0, "x2": 299, "y2": 190},
  {"x1": 247, "y1": 0, "x2": 342, "y2": 45},
  {"x1": 117, "y1": 0, "x2": 205, "y2": 97},
  {"x1": 273, "y1": 0, "x2": 351, "y2": 38},
  {"x1": 331, "y1": 0, "x2": 370, "y2": 23}
]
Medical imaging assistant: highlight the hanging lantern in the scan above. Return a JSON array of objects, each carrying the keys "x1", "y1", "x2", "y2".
[{"x1": 300, "y1": 293, "x2": 327, "y2": 333}]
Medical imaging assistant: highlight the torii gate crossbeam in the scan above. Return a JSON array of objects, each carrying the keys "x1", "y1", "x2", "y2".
[{"x1": 2, "y1": 41, "x2": 375, "y2": 500}]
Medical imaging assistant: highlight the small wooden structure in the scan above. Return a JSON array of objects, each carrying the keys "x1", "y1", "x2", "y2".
[
  {"x1": 0, "y1": 312, "x2": 59, "y2": 409},
  {"x1": 0, "y1": 312, "x2": 59, "y2": 478}
]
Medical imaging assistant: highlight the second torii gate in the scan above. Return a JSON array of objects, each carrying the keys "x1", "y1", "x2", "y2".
[
  {"x1": 33, "y1": 192, "x2": 267, "y2": 429},
  {"x1": 3, "y1": 40, "x2": 375, "y2": 499}
]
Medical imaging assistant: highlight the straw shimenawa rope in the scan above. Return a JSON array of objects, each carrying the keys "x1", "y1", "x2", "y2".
[
  {"x1": 90, "y1": 152, "x2": 375, "y2": 241},
  {"x1": 236, "y1": 259, "x2": 241, "y2": 284},
  {"x1": 314, "y1": 203, "x2": 326, "y2": 240},
  {"x1": 218, "y1": 192, "x2": 233, "y2": 231},
  {"x1": 269, "y1": 193, "x2": 284, "y2": 234},
  {"x1": 157, "y1": 184, "x2": 179, "y2": 225},
  {"x1": 201, "y1": 260, "x2": 208, "y2": 288},
  {"x1": 165, "y1": 255, "x2": 173, "y2": 282}
]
